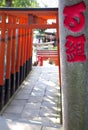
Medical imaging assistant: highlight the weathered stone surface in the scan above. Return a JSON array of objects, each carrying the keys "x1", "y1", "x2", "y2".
[
  {"x1": 2, "y1": 66, "x2": 60, "y2": 129},
  {"x1": 42, "y1": 126, "x2": 63, "y2": 130},
  {"x1": 59, "y1": 0, "x2": 88, "y2": 130},
  {"x1": 0, "y1": 117, "x2": 42, "y2": 130}
]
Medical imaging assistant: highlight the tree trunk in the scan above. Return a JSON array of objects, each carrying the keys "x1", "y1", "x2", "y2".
[{"x1": 5, "y1": 0, "x2": 12, "y2": 7}]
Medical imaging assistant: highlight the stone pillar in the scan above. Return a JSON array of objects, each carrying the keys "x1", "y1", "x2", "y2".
[{"x1": 58, "y1": 0, "x2": 88, "y2": 130}]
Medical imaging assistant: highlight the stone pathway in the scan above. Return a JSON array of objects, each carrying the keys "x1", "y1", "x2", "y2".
[{"x1": 0, "y1": 66, "x2": 63, "y2": 130}]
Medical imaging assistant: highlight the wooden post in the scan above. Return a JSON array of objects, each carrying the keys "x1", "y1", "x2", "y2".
[
  {"x1": 19, "y1": 19, "x2": 23, "y2": 84},
  {"x1": 23, "y1": 27, "x2": 26, "y2": 80},
  {"x1": 5, "y1": 16, "x2": 12, "y2": 103},
  {"x1": 15, "y1": 18, "x2": 21, "y2": 90},
  {"x1": 10, "y1": 16, "x2": 16, "y2": 96},
  {"x1": 25, "y1": 28, "x2": 28, "y2": 76},
  {"x1": 27, "y1": 29, "x2": 32, "y2": 72},
  {"x1": 26, "y1": 29, "x2": 29, "y2": 75},
  {"x1": 0, "y1": 14, "x2": 6, "y2": 109},
  {"x1": 20, "y1": 19, "x2": 25, "y2": 83},
  {"x1": 29, "y1": 29, "x2": 33, "y2": 71}
]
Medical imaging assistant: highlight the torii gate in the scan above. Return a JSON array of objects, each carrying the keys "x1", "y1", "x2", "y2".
[{"x1": 0, "y1": 7, "x2": 61, "y2": 115}]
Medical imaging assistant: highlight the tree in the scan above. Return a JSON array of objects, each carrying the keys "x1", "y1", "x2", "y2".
[
  {"x1": 0, "y1": 0, "x2": 5, "y2": 7},
  {"x1": 0, "y1": 0, "x2": 39, "y2": 7},
  {"x1": 6, "y1": 0, "x2": 12, "y2": 7},
  {"x1": 38, "y1": 29, "x2": 46, "y2": 34},
  {"x1": 12, "y1": 0, "x2": 39, "y2": 7}
]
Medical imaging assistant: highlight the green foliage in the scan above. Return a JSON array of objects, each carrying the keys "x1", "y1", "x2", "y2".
[
  {"x1": 38, "y1": 29, "x2": 46, "y2": 34},
  {"x1": 12, "y1": 0, "x2": 39, "y2": 7},
  {"x1": 0, "y1": 0, "x2": 39, "y2": 7},
  {"x1": 0, "y1": 0, "x2": 5, "y2": 7}
]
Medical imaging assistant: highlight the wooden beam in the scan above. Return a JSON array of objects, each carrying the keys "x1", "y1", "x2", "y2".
[
  {"x1": 0, "y1": 23, "x2": 57, "y2": 29},
  {"x1": 0, "y1": 10, "x2": 58, "y2": 20}
]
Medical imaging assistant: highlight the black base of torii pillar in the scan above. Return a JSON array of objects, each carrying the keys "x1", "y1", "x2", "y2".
[{"x1": 58, "y1": 1, "x2": 88, "y2": 130}]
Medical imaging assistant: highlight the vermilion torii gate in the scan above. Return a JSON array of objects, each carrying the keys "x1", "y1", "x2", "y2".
[{"x1": 0, "y1": 8, "x2": 60, "y2": 112}]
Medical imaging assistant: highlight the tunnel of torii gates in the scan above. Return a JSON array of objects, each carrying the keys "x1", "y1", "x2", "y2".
[
  {"x1": 1, "y1": 3, "x2": 88, "y2": 130},
  {"x1": 0, "y1": 7, "x2": 61, "y2": 114}
]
